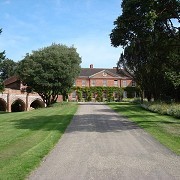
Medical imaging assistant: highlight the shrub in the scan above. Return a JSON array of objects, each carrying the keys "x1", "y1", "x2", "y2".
[{"x1": 141, "y1": 102, "x2": 180, "y2": 118}]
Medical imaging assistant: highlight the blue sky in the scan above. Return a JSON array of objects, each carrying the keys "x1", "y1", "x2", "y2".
[{"x1": 0, "y1": 0, "x2": 123, "y2": 68}]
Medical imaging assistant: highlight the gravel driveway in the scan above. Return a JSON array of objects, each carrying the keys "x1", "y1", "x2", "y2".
[{"x1": 29, "y1": 102, "x2": 180, "y2": 180}]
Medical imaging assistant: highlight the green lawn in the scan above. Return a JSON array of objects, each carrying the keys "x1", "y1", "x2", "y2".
[
  {"x1": 0, "y1": 102, "x2": 78, "y2": 180},
  {"x1": 108, "y1": 102, "x2": 180, "y2": 155}
]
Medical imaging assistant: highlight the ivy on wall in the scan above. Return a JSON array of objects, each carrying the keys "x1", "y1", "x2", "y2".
[{"x1": 72, "y1": 86, "x2": 124, "y2": 102}]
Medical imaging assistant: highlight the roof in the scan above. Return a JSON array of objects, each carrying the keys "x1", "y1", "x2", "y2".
[
  {"x1": 79, "y1": 68, "x2": 132, "y2": 78},
  {"x1": 4, "y1": 76, "x2": 19, "y2": 86}
]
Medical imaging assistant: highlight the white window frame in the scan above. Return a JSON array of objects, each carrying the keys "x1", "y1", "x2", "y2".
[
  {"x1": 122, "y1": 80, "x2": 127, "y2": 87},
  {"x1": 114, "y1": 80, "x2": 118, "y2": 87},
  {"x1": 103, "y1": 80, "x2": 107, "y2": 87},
  {"x1": 82, "y1": 80, "x2": 86, "y2": 87},
  {"x1": 91, "y1": 80, "x2": 96, "y2": 87}
]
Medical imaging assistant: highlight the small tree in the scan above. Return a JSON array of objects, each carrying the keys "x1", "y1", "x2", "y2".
[{"x1": 17, "y1": 43, "x2": 81, "y2": 106}]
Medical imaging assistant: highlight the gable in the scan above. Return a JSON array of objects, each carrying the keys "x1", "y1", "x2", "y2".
[{"x1": 89, "y1": 70, "x2": 121, "y2": 79}]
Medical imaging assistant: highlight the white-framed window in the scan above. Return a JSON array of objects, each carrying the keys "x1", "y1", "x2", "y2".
[
  {"x1": 122, "y1": 80, "x2": 127, "y2": 87},
  {"x1": 103, "y1": 80, "x2": 107, "y2": 86},
  {"x1": 132, "y1": 81, "x2": 136, "y2": 87},
  {"x1": 114, "y1": 80, "x2": 118, "y2": 87},
  {"x1": 72, "y1": 91, "x2": 76, "y2": 98},
  {"x1": 91, "y1": 80, "x2": 96, "y2": 86},
  {"x1": 82, "y1": 80, "x2": 86, "y2": 87}
]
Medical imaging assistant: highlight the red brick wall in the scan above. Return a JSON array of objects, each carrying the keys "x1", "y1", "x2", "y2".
[
  {"x1": 121, "y1": 79, "x2": 133, "y2": 87},
  {"x1": 75, "y1": 78, "x2": 131, "y2": 88},
  {"x1": 75, "y1": 78, "x2": 90, "y2": 87}
]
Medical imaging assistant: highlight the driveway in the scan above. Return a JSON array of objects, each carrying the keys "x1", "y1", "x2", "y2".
[{"x1": 29, "y1": 102, "x2": 180, "y2": 180}]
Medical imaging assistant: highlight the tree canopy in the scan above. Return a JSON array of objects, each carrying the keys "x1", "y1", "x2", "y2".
[
  {"x1": 0, "y1": 28, "x2": 6, "y2": 92},
  {"x1": 0, "y1": 58, "x2": 17, "y2": 81},
  {"x1": 17, "y1": 43, "x2": 81, "y2": 106},
  {"x1": 110, "y1": 0, "x2": 180, "y2": 102}
]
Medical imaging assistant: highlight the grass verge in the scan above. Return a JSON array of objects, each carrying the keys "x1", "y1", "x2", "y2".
[
  {"x1": 108, "y1": 102, "x2": 180, "y2": 155},
  {"x1": 0, "y1": 102, "x2": 78, "y2": 180}
]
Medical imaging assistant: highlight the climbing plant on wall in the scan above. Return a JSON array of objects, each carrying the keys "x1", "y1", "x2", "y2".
[{"x1": 73, "y1": 87, "x2": 124, "y2": 102}]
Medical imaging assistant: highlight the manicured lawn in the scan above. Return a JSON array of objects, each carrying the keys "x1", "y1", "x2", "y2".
[
  {"x1": 0, "y1": 102, "x2": 78, "y2": 180},
  {"x1": 108, "y1": 102, "x2": 180, "y2": 155}
]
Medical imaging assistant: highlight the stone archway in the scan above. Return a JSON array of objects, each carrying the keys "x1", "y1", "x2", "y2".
[
  {"x1": 11, "y1": 99, "x2": 26, "y2": 112},
  {"x1": 30, "y1": 99, "x2": 45, "y2": 110},
  {"x1": 0, "y1": 98, "x2": 7, "y2": 111}
]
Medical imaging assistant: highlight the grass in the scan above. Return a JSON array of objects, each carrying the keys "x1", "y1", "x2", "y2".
[
  {"x1": 0, "y1": 102, "x2": 78, "y2": 180},
  {"x1": 108, "y1": 102, "x2": 180, "y2": 155}
]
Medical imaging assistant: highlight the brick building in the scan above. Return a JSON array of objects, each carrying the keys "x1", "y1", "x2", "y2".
[
  {"x1": 75, "y1": 64, "x2": 134, "y2": 88},
  {"x1": 68, "y1": 64, "x2": 136, "y2": 101},
  {"x1": 0, "y1": 65, "x2": 135, "y2": 111}
]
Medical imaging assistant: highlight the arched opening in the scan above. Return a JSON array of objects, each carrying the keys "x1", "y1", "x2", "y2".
[
  {"x1": 11, "y1": 99, "x2": 26, "y2": 112},
  {"x1": 0, "y1": 98, "x2": 7, "y2": 112},
  {"x1": 30, "y1": 99, "x2": 45, "y2": 110}
]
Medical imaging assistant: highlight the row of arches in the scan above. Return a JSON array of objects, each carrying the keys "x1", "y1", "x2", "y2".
[{"x1": 0, "y1": 98, "x2": 45, "y2": 112}]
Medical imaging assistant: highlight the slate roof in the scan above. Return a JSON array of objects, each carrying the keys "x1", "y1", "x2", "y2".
[{"x1": 80, "y1": 68, "x2": 132, "y2": 78}]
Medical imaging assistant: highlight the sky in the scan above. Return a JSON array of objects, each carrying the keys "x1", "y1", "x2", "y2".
[{"x1": 0, "y1": 0, "x2": 123, "y2": 68}]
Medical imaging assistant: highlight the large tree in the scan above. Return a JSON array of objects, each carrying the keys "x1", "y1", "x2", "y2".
[
  {"x1": 0, "y1": 28, "x2": 6, "y2": 92},
  {"x1": 17, "y1": 43, "x2": 81, "y2": 106},
  {"x1": 0, "y1": 58, "x2": 17, "y2": 81},
  {"x1": 110, "y1": 0, "x2": 180, "y2": 102}
]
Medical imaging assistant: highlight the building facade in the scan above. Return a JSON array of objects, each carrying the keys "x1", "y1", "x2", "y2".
[
  {"x1": 68, "y1": 65, "x2": 135, "y2": 101},
  {"x1": 0, "y1": 65, "x2": 135, "y2": 112},
  {"x1": 75, "y1": 65, "x2": 134, "y2": 88}
]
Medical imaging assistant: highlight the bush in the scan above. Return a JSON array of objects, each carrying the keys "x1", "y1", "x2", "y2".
[{"x1": 141, "y1": 102, "x2": 180, "y2": 118}]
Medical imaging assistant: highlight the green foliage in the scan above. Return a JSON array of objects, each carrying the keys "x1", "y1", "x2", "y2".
[
  {"x1": 76, "y1": 87, "x2": 83, "y2": 101},
  {"x1": 0, "y1": 28, "x2": 5, "y2": 92},
  {"x1": 0, "y1": 29, "x2": 5, "y2": 62},
  {"x1": 17, "y1": 43, "x2": 81, "y2": 106},
  {"x1": 0, "y1": 58, "x2": 17, "y2": 80},
  {"x1": 123, "y1": 86, "x2": 140, "y2": 98},
  {"x1": 110, "y1": 0, "x2": 180, "y2": 102},
  {"x1": 73, "y1": 87, "x2": 124, "y2": 102},
  {"x1": 0, "y1": 80, "x2": 4, "y2": 92},
  {"x1": 142, "y1": 102, "x2": 180, "y2": 118}
]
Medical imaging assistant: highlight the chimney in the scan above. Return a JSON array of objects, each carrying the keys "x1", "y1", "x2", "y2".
[{"x1": 90, "y1": 64, "x2": 93, "y2": 69}]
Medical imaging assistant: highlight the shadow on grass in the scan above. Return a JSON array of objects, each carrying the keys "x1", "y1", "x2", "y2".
[
  {"x1": 11, "y1": 102, "x2": 178, "y2": 133},
  {"x1": 11, "y1": 113, "x2": 141, "y2": 133},
  {"x1": 108, "y1": 102, "x2": 179, "y2": 127},
  {"x1": 0, "y1": 111, "x2": 9, "y2": 114},
  {"x1": 11, "y1": 115, "x2": 73, "y2": 132}
]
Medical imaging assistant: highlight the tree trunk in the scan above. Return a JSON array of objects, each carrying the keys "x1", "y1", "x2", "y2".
[{"x1": 140, "y1": 89, "x2": 144, "y2": 104}]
